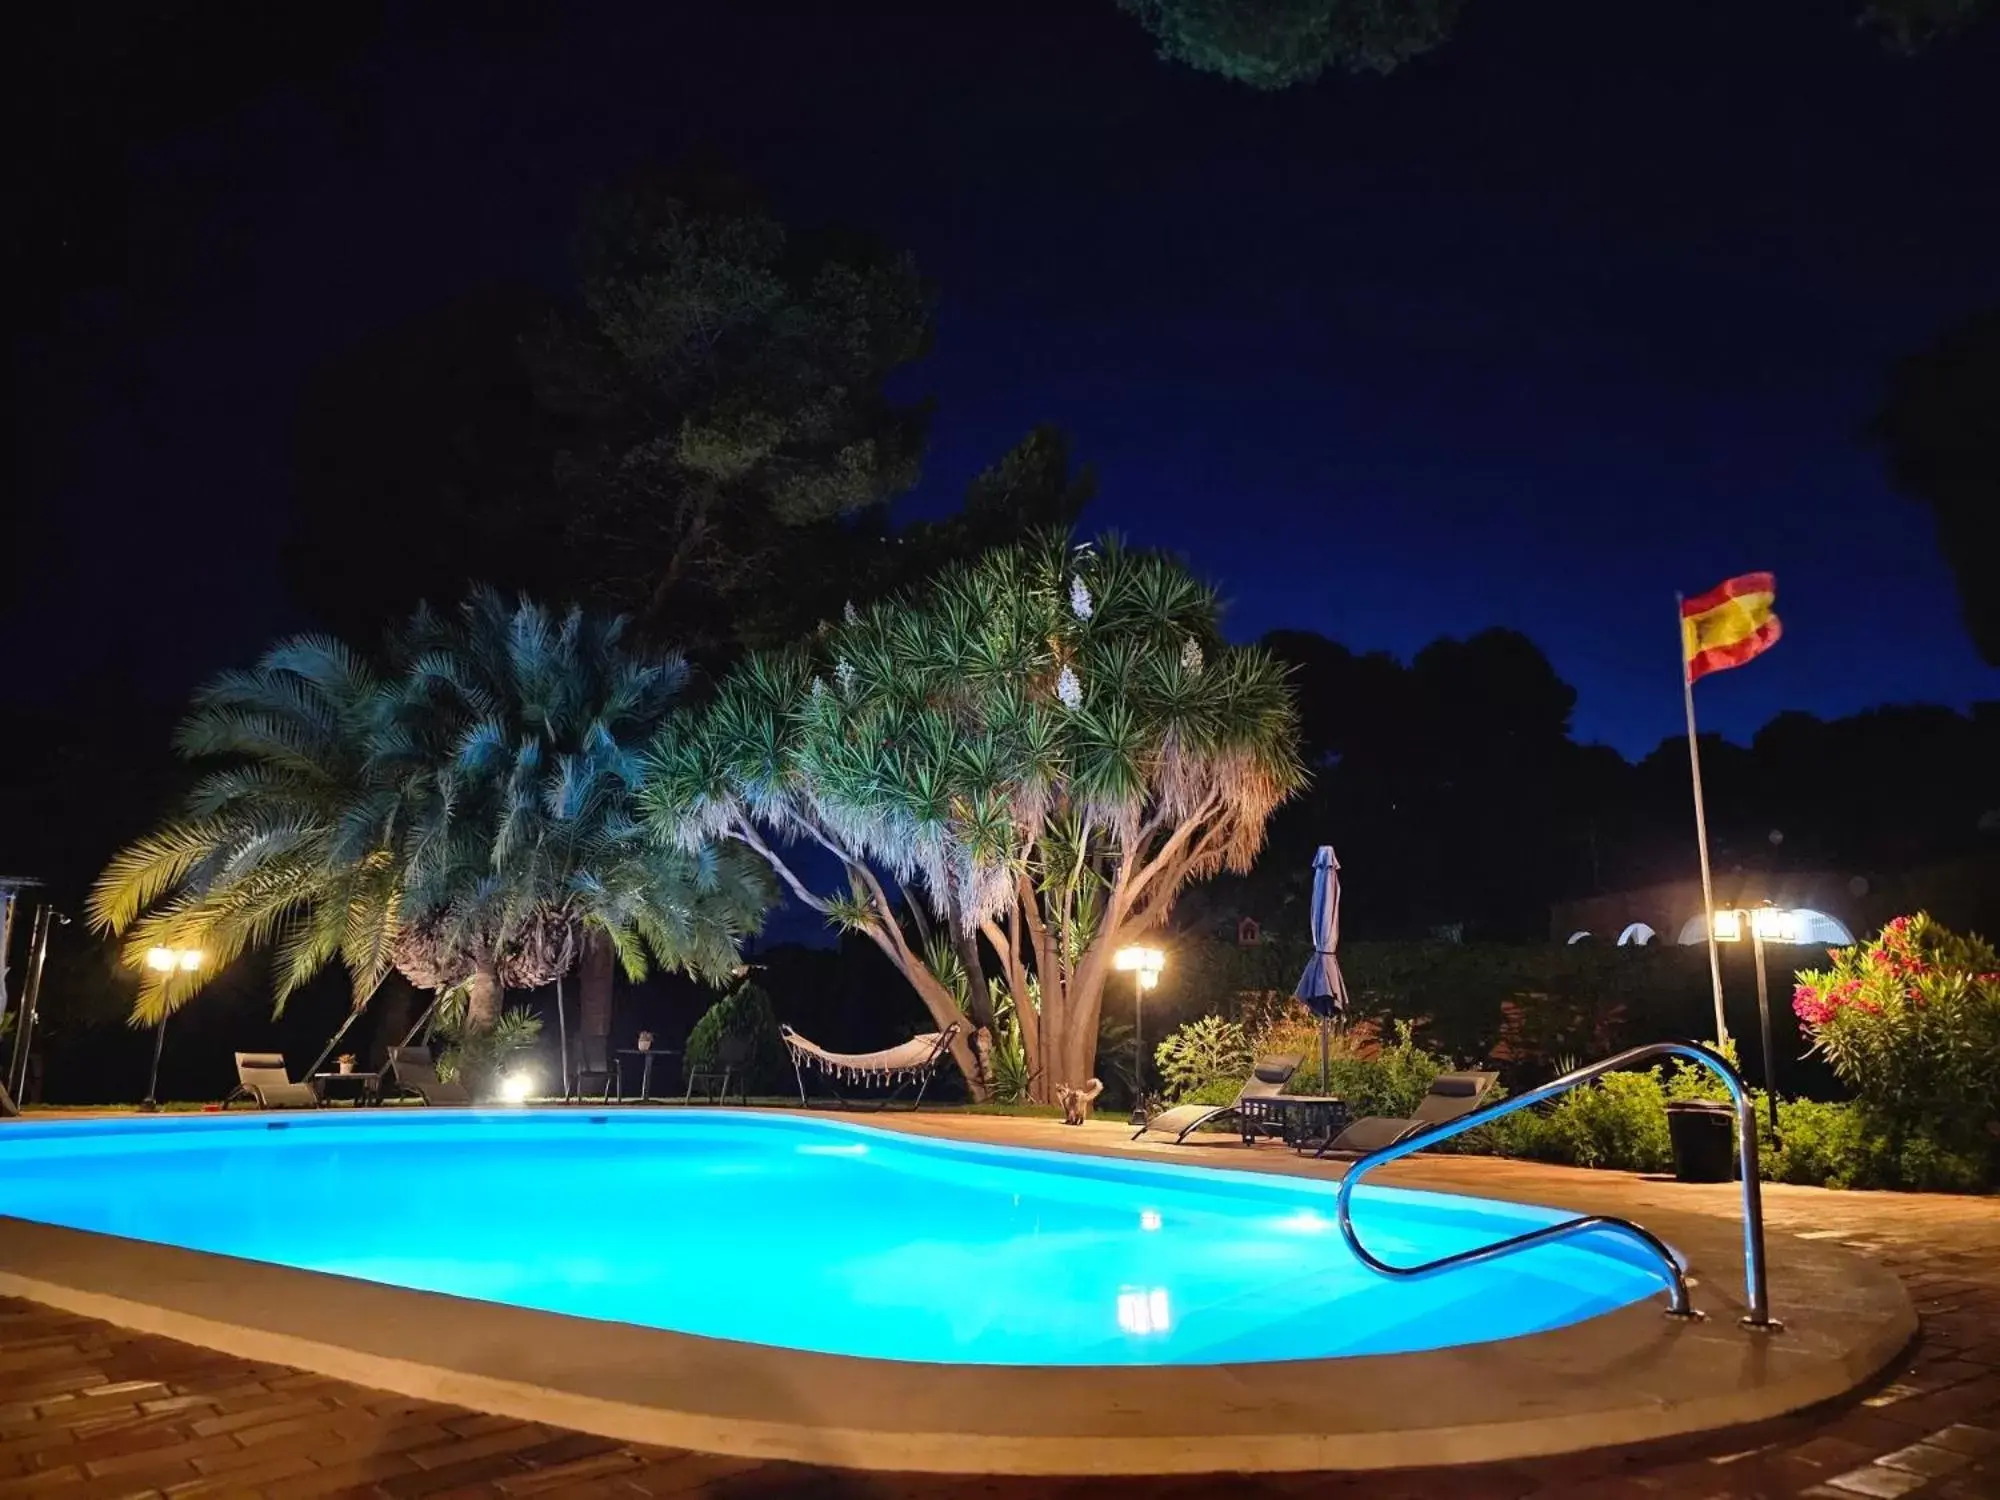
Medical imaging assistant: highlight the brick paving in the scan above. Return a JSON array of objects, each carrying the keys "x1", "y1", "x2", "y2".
[{"x1": 1, "y1": 1152, "x2": 1996, "y2": 1498}]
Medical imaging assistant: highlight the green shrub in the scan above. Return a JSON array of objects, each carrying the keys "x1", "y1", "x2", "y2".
[
  {"x1": 436, "y1": 1007, "x2": 542, "y2": 1099},
  {"x1": 1662, "y1": 1038, "x2": 1739, "y2": 1103},
  {"x1": 1155, "y1": 1015, "x2": 1252, "y2": 1102},
  {"x1": 1179, "y1": 1074, "x2": 1248, "y2": 1108},
  {"x1": 1495, "y1": 1068, "x2": 1672, "y2": 1172},
  {"x1": 1288, "y1": 1020, "x2": 1451, "y2": 1118},
  {"x1": 989, "y1": 1017, "x2": 1033, "y2": 1104},
  {"x1": 1890, "y1": 1130, "x2": 1990, "y2": 1194},
  {"x1": 1242, "y1": 996, "x2": 1325, "y2": 1069},
  {"x1": 1754, "y1": 1098, "x2": 1989, "y2": 1191},
  {"x1": 1757, "y1": 1097, "x2": 1880, "y2": 1187},
  {"x1": 1482, "y1": 1077, "x2": 1990, "y2": 1192},
  {"x1": 684, "y1": 982, "x2": 785, "y2": 1093}
]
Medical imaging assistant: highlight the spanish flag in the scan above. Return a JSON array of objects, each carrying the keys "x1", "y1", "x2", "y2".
[{"x1": 1682, "y1": 572, "x2": 1781, "y2": 682}]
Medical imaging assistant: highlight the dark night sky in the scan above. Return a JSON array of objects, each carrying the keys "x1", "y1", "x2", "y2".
[{"x1": 9, "y1": 0, "x2": 1998, "y2": 766}]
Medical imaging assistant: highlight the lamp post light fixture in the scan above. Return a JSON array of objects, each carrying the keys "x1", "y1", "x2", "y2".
[
  {"x1": 1710, "y1": 908, "x2": 1792, "y2": 1145},
  {"x1": 1114, "y1": 945, "x2": 1166, "y2": 1123},
  {"x1": 139, "y1": 946, "x2": 204, "y2": 1113}
]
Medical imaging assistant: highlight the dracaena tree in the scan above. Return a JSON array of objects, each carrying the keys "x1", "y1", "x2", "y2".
[{"x1": 642, "y1": 533, "x2": 1303, "y2": 1098}]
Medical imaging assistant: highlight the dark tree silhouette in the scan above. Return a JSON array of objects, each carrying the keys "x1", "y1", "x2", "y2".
[
  {"x1": 289, "y1": 287, "x2": 569, "y2": 644},
  {"x1": 1875, "y1": 307, "x2": 2000, "y2": 667},
  {"x1": 1117, "y1": 0, "x2": 1992, "y2": 88},
  {"x1": 286, "y1": 174, "x2": 1090, "y2": 667},
  {"x1": 1195, "y1": 629, "x2": 1997, "y2": 944},
  {"x1": 1116, "y1": 0, "x2": 1458, "y2": 87}
]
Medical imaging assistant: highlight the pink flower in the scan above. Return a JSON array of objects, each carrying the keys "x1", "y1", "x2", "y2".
[{"x1": 1792, "y1": 983, "x2": 1834, "y2": 1029}]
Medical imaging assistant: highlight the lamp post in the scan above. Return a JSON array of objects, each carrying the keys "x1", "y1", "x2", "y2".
[
  {"x1": 140, "y1": 946, "x2": 203, "y2": 1112},
  {"x1": 1114, "y1": 945, "x2": 1165, "y2": 1123},
  {"x1": 1711, "y1": 908, "x2": 1790, "y2": 1145}
]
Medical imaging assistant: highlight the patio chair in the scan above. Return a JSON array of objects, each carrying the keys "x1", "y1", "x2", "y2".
[
  {"x1": 571, "y1": 1033, "x2": 616, "y2": 1103},
  {"x1": 1132, "y1": 1055, "x2": 1310, "y2": 1144},
  {"x1": 1311, "y1": 1070, "x2": 1500, "y2": 1158},
  {"x1": 684, "y1": 1031, "x2": 752, "y2": 1105},
  {"x1": 781, "y1": 1023, "x2": 958, "y2": 1111},
  {"x1": 385, "y1": 1045, "x2": 472, "y2": 1106},
  {"x1": 232, "y1": 1052, "x2": 319, "y2": 1109}
]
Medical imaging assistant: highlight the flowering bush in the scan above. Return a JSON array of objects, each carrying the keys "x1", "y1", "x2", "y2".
[{"x1": 1792, "y1": 913, "x2": 2000, "y2": 1150}]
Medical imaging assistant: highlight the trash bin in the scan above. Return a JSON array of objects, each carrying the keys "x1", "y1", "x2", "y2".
[{"x1": 1664, "y1": 1100, "x2": 1737, "y2": 1182}]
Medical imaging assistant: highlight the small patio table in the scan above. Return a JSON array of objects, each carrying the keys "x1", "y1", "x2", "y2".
[
  {"x1": 310, "y1": 1071, "x2": 380, "y2": 1106},
  {"x1": 614, "y1": 1048, "x2": 679, "y2": 1102},
  {"x1": 1237, "y1": 1094, "x2": 1348, "y2": 1148}
]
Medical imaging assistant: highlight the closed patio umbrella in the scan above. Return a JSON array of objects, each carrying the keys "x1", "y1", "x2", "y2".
[{"x1": 1294, "y1": 845, "x2": 1351, "y2": 1087}]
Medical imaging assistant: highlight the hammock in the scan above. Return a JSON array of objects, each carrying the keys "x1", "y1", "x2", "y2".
[{"x1": 781, "y1": 1023, "x2": 958, "y2": 1110}]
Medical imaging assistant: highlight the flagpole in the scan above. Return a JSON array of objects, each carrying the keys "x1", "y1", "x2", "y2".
[{"x1": 1678, "y1": 593, "x2": 1730, "y2": 1048}]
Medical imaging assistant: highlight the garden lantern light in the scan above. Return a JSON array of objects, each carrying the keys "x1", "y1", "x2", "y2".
[
  {"x1": 139, "y1": 946, "x2": 203, "y2": 1112},
  {"x1": 1711, "y1": 908, "x2": 1784, "y2": 1145},
  {"x1": 1115, "y1": 945, "x2": 1166, "y2": 1120}
]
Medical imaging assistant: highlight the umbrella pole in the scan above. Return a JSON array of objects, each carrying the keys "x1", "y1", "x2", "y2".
[{"x1": 1318, "y1": 1017, "x2": 1329, "y2": 1092}]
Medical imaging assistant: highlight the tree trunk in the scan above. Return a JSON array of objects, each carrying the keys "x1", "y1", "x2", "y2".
[
  {"x1": 370, "y1": 986, "x2": 413, "y2": 1071},
  {"x1": 952, "y1": 922, "x2": 993, "y2": 1032},
  {"x1": 995, "y1": 916, "x2": 1051, "y2": 1104},
  {"x1": 1042, "y1": 962, "x2": 1111, "y2": 1095},
  {"x1": 1018, "y1": 997, "x2": 1049, "y2": 1105},
  {"x1": 578, "y1": 928, "x2": 616, "y2": 1043},
  {"x1": 465, "y1": 965, "x2": 504, "y2": 1036},
  {"x1": 902, "y1": 961, "x2": 992, "y2": 1102}
]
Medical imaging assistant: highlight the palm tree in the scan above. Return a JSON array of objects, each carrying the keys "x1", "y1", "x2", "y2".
[
  {"x1": 378, "y1": 590, "x2": 772, "y2": 1037},
  {"x1": 92, "y1": 593, "x2": 771, "y2": 1038},
  {"x1": 88, "y1": 637, "x2": 411, "y2": 1023}
]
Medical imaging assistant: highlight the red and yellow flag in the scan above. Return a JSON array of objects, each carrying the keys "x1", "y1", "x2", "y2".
[{"x1": 1682, "y1": 572, "x2": 1780, "y2": 682}]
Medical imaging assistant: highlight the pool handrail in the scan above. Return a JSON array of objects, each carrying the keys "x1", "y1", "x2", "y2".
[{"x1": 1332, "y1": 1040, "x2": 1777, "y2": 1329}]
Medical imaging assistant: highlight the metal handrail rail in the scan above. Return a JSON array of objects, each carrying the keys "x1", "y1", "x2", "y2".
[{"x1": 1333, "y1": 1040, "x2": 1777, "y2": 1329}]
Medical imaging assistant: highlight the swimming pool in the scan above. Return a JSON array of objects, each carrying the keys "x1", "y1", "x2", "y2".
[{"x1": 0, "y1": 1110, "x2": 1669, "y2": 1366}]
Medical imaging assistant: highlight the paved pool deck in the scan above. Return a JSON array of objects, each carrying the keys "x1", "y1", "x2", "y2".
[{"x1": 2, "y1": 1109, "x2": 1996, "y2": 1498}]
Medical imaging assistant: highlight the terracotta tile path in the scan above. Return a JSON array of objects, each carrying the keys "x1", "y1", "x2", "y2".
[{"x1": 2, "y1": 1138, "x2": 1997, "y2": 1498}]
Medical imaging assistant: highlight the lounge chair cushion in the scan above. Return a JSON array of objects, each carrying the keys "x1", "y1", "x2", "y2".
[
  {"x1": 1410, "y1": 1072, "x2": 1498, "y2": 1125},
  {"x1": 1254, "y1": 1062, "x2": 1294, "y2": 1084}
]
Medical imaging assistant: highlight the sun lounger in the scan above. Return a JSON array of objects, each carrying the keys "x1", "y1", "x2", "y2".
[
  {"x1": 385, "y1": 1045, "x2": 472, "y2": 1106},
  {"x1": 232, "y1": 1052, "x2": 319, "y2": 1109},
  {"x1": 1312, "y1": 1070, "x2": 1500, "y2": 1158},
  {"x1": 1132, "y1": 1055, "x2": 1316, "y2": 1144},
  {"x1": 781, "y1": 1023, "x2": 957, "y2": 1111}
]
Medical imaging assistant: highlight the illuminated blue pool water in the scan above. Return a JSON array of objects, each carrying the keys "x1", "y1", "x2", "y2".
[{"x1": 0, "y1": 1111, "x2": 1667, "y2": 1365}]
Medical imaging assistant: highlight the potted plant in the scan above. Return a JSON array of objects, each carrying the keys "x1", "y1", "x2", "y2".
[
  {"x1": 636, "y1": 1030, "x2": 654, "y2": 1053},
  {"x1": 336, "y1": 1054, "x2": 357, "y2": 1075}
]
